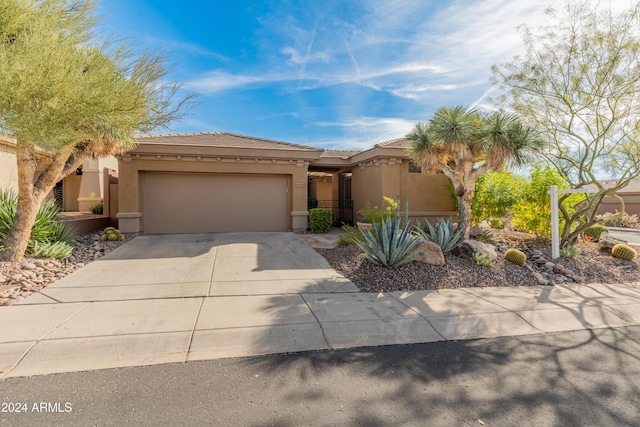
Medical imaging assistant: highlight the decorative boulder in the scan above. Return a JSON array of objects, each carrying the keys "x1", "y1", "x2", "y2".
[
  {"x1": 414, "y1": 238, "x2": 445, "y2": 266},
  {"x1": 598, "y1": 232, "x2": 627, "y2": 253},
  {"x1": 455, "y1": 239, "x2": 498, "y2": 261}
]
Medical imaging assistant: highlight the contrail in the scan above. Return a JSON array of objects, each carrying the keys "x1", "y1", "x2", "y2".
[
  {"x1": 468, "y1": 86, "x2": 497, "y2": 111},
  {"x1": 299, "y1": 18, "x2": 320, "y2": 88},
  {"x1": 345, "y1": 41, "x2": 362, "y2": 82}
]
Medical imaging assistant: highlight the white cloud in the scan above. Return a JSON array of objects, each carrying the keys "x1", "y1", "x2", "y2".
[
  {"x1": 312, "y1": 117, "x2": 417, "y2": 150},
  {"x1": 186, "y1": 70, "x2": 290, "y2": 93}
]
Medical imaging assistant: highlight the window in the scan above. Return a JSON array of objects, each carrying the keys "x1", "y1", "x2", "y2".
[{"x1": 408, "y1": 162, "x2": 422, "y2": 174}]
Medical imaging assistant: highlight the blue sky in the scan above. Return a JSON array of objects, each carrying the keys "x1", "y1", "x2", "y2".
[{"x1": 94, "y1": 1, "x2": 598, "y2": 150}]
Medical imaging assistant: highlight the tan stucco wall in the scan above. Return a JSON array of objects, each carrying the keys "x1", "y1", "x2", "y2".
[
  {"x1": 117, "y1": 158, "x2": 310, "y2": 233},
  {"x1": 309, "y1": 177, "x2": 333, "y2": 201},
  {"x1": 351, "y1": 159, "x2": 455, "y2": 222},
  {"x1": 0, "y1": 143, "x2": 18, "y2": 191},
  {"x1": 400, "y1": 161, "x2": 455, "y2": 212},
  {"x1": 351, "y1": 163, "x2": 384, "y2": 220},
  {"x1": 63, "y1": 173, "x2": 81, "y2": 211}
]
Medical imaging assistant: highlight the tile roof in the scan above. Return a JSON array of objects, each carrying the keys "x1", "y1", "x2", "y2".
[
  {"x1": 320, "y1": 149, "x2": 360, "y2": 159},
  {"x1": 136, "y1": 132, "x2": 321, "y2": 152},
  {"x1": 375, "y1": 137, "x2": 409, "y2": 148}
]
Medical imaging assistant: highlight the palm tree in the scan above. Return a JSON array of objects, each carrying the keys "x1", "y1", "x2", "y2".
[{"x1": 407, "y1": 106, "x2": 544, "y2": 240}]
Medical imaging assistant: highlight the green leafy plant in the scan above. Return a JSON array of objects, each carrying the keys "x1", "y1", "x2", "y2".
[
  {"x1": 472, "y1": 252, "x2": 495, "y2": 266},
  {"x1": 354, "y1": 215, "x2": 422, "y2": 267},
  {"x1": 357, "y1": 196, "x2": 399, "y2": 225},
  {"x1": 471, "y1": 169, "x2": 526, "y2": 226},
  {"x1": 308, "y1": 208, "x2": 332, "y2": 234},
  {"x1": 32, "y1": 241, "x2": 74, "y2": 259},
  {"x1": 560, "y1": 244, "x2": 582, "y2": 258},
  {"x1": 582, "y1": 224, "x2": 609, "y2": 242},
  {"x1": 89, "y1": 203, "x2": 104, "y2": 215},
  {"x1": 0, "y1": 190, "x2": 75, "y2": 255},
  {"x1": 415, "y1": 217, "x2": 464, "y2": 254},
  {"x1": 511, "y1": 166, "x2": 585, "y2": 239},
  {"x1": 488, "y1": 219, "x2": 504, "y2": 229}
]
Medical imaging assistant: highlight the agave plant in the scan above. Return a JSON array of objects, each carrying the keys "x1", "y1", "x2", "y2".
[
  {"x1": 354, "y1": 215, "x2": 422, "y2": 267},
  {"x1": 415, "y1": 217, "x2": 464, "y2": 253},
  {"x1": 0, "y1": 190, "x2": 75, "y2": 255}
]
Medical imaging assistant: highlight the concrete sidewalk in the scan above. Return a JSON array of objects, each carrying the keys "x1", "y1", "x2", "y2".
[{"x1": 1, "y1": 232, "x2": 640, "y2": 379}]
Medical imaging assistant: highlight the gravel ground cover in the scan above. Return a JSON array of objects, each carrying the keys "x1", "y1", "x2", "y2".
[
  {"x1": 0, "y1": 231, "x2": 131, "y2": 306},
  {"x1": 317, "y1": 230, "x2": 640, "y2": 293}
]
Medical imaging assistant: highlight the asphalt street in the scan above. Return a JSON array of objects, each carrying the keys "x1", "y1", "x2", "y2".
[{"x1": 1, "y1": 326, "x2": 640, "y2": 426}]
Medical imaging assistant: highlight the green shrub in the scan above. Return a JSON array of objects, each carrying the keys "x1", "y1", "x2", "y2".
[
  {"x1": 488, "y1": 219, "x2": 504, "y2": 229},
  {"x1": 0, "y1": 190, "x2": 76, "y2": 256},
  {"x1": 354, "y1": 215, "x2": 422, "y2": 267},
  {"x1": 415, "y1": 217, "x2": 464, "y2": 253},
  {"x1": 582, "y1": 224, "x2": 608, "y2": 241},
  {"x1": 357, "y1": 196, "x2": 399, "y2": 225},
  {"x1": 308, "y1": 208, "x2": 332, "y2": 233},
  {"x1": 89, "y1": 203, "x2": 103, "y2": 214},
  {"x1": 511, "y1": 166, "x2": 585, "y2": 238},
  {"x1": 471, "y1": 169, "x2": 525, "y2": 226}
]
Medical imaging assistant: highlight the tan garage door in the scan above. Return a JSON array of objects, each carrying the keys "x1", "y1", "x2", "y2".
[{"x1": 144, "y1": 172, "x2": 289, "y2": 234}]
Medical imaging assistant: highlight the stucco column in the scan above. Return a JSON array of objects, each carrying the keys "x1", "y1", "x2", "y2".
[
  {"x1": 115, "y1": 156, "x2": 142, "y2": 234},
  {"x1": 291, "y1": 160, "x2": 310, "y2": 232},
  {"x1": 77, "y1": 159, "x2": 104, "y2": 212}
]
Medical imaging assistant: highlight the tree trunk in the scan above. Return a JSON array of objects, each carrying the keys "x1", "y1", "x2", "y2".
[
  {"x1": 0, "y1": 140, "x2": 45, "y2": 262},
  {"x1": 455, "y1": 183, "x2": 475, "y2": 240},
  {"x1": 0, "y1": 140, "x2": 82, "y2": 262}
]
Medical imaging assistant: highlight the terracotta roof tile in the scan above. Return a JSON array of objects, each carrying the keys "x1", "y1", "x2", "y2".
[
  {"x1": 375, "y1": 137, "x2": 409, "y2": 148},
  {"x1": 136, "y1": 132, "x2": 321, "y2": 152},
  {"x1": 320, "y1": 149, "x2": 360, "y2": 159}
]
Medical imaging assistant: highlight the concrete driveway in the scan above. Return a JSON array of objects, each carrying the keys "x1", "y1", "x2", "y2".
[{"x1": 2, "y1": 232, "x2": 640, "y2": 378}]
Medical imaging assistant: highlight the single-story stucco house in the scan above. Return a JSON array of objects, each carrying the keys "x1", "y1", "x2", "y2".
[
  {"x1": 0, "y1": 137, "x2": 118, "y2": 217},
  {"x1": 586, "y1": 178, "x2": 640, "y2": 217},
  {"x1": 115, "y1": 132, "x2": 456, "y2": 234}
]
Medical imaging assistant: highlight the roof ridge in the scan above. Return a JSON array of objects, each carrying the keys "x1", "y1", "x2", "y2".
[
  {"x1": 137, "y1": 132, "x2": 321, "y2": 151},
  {"x1": 375, "y1": 137, "x2": 407, "y2": 148}
]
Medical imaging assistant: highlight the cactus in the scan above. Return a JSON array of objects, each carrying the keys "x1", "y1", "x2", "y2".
[
  {"x1": 612, "y1": 243, "x2": 636, "y2": 261},
  {"x1": 102, "y1": 227, "x2": 125, "y2": 242},
  {"x1": 504, "y1": 248, "x2": 527, "y2": 266},
  {"x1": 582, "y1": 224, "x2": 608, "y2": 241}
]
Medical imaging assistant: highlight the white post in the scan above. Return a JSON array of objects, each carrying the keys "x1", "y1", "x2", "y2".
[
  {"x1": 548, "y1": 186, "x2": 591, "y2": 259},
  {"x1": 550, "y1": 185, "x2": 560, "y2": 259}
]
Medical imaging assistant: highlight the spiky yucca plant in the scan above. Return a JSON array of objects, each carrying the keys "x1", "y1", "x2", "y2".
[{"x1": 354, "y1": 215, "x2": 422, "y2": 267}]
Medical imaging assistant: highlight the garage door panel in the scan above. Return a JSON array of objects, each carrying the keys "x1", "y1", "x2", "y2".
[{"x1": 145, "y1": 173, "x2": 288, "y2": 234}]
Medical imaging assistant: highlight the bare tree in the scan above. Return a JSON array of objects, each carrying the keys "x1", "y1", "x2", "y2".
[{"x1": 492, "y1": 0, "x2": 640, "y2": 245}]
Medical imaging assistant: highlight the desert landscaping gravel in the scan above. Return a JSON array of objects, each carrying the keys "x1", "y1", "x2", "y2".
[
  {"x1": 2, "y1": 229, "x2": 639, "y2": 305},
  {"x1": 0, "y1": 231, "x2": 130, "y2": 306},
  {"x1": 317, "y1": 232, "x2": 640, "y2": 293}
]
